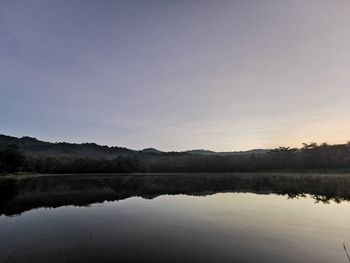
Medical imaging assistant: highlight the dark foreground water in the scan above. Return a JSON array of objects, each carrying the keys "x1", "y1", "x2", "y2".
[{"x1": 1, "y1": 173, "x2": 350, "y2": 263}]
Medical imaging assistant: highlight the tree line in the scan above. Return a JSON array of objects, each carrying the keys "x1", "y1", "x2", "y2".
[{"x1": 1, "y1": 142, "x2": 350, "y2": 174}]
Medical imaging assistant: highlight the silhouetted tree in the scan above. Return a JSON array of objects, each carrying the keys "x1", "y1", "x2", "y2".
[{"x1": 0, "y1": 145, "x2": 25, "y2": 173}]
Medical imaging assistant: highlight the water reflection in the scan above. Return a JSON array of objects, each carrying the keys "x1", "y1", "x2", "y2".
[
  {"x1": 0, "y1": 193, "x2": 350, "y2": 263},
  {"x1": 1, "y1": 173, "x2": 350, "y2": 216}
]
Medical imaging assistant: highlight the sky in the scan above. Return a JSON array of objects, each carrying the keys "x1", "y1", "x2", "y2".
[{"x1": 1, "y1": 0, "x2": 350, "y2": 151}]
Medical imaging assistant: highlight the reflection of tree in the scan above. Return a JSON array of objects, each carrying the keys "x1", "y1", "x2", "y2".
[
  {"x1": 284, "y1": 193, "x2": 349, "y2": 204},
  {"x1": 286, "y1": 193, "x2": 306, "y2": 200},
  {"x1": 343, "y1": 242, "x2": 350, "y2": 262},
  {"x1": 1, "y1": 173, "x2": 350, "y2": 216}
]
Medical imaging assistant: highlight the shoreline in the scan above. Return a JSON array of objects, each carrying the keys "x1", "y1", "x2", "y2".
[{"x1": 2, "y1": 169, "x2": 350, "y2": 180}]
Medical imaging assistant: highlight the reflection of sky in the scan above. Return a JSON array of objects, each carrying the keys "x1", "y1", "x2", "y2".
[
  {"x1": 1, "y1": 193, "x2": 350, "y2": 262},
  {"x1": 1, "y1": 1, "x2": 350, "y2": 151}
]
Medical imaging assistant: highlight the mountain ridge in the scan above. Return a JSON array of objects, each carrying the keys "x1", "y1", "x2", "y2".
[{"x1": 0, "y1": 134, "x2": 269, "y2": 158}]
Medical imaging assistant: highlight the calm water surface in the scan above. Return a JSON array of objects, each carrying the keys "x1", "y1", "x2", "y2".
[{"x1": 1, "y1": 191, "x2": 350, "y2": 263}]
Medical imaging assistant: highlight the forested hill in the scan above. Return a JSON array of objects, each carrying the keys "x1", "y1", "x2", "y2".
[
  {"x1": 0, "y1": 134, "x2": 268, "y2": 158},
  {"x1": 0, "y1": 135, "x2": 136, "y2": 159},
  {"x1": 1, "y1": 134, "x2": 350, "y2": 174}
]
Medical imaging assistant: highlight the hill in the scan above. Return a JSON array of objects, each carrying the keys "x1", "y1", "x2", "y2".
[
  {"x1": 185, "y1": 149, "x2": 269, "y2": 156},
  {"x1": 0, "y1": 134, "x2": 268, "y2": 159},
  {"x1": 0, "y1": 134, "x2": 135, "y2": 159},
  {"x1": 1, "y1": 134, "x2": 350, "y2": 174}
]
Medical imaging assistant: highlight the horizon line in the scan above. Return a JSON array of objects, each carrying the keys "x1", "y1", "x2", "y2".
[{"x1": 1, "y1": 133, "x2": 349, "y2": 153}]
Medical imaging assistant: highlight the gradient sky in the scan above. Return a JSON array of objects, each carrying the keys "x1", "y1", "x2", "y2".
[{"x1": 1, "y1": 0, "x2": 350, "y2": 151}]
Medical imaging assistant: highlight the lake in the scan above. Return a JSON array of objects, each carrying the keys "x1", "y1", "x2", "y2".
[{"x1": 1, "y1": 173, "x2": 350, "y2": 262}]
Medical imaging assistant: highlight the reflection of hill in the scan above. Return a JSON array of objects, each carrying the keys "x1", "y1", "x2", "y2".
[{"x1": 1, "y1": 173, "x2": 350, "y2": 216}]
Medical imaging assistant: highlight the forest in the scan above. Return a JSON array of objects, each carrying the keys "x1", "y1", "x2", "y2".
[{"x1": 1, "y1": 135, "x2": 350, "y2": 174}]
